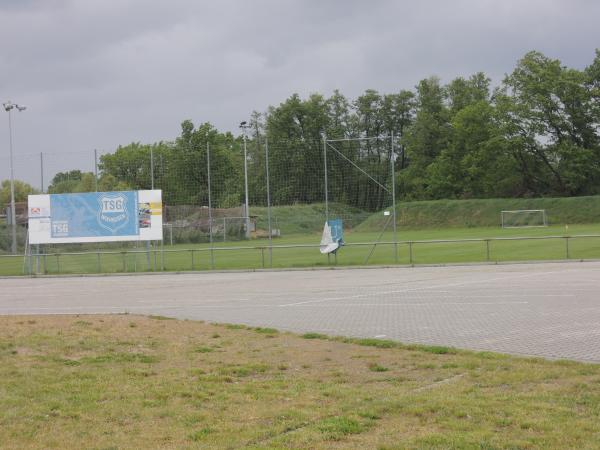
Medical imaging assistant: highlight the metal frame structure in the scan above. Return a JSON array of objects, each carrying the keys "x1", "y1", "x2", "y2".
[
  {"x1": 501, "y1": 209, "x2": 548, "y2": 228},
  {"x1": 323, "y1": 135, "x2": 400, "y2": 262}
]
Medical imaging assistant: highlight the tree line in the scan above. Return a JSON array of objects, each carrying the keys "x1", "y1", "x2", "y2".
[{"x1": 25, "y1": 50, "x2": 600, "y2": 212}]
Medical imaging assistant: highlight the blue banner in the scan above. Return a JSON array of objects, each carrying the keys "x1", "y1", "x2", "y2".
[
  {"x1": 50, "y1": 191, "x2": 139, "y2": 238},
  {"x1": 328, "y1": 219, "x2": 344, "y2": 245}
]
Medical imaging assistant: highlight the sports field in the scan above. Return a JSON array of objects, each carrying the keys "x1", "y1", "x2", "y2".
[{"x1": 1, "y1": 224, "x2": 599, "y2": 276}]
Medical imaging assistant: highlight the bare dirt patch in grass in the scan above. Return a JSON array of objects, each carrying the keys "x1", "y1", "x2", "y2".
[{"x1": 1, "y1": 314, "x2": 600, "y2": 449}]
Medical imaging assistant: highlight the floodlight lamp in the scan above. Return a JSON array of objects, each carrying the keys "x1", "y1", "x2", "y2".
[
  {"x1": 239, "y1": 121, "x2": 247, "y2": 128},
  {"x1": 16, "y1": 105, "x2": 26, "y2": 112},
  {"x1": 3, "y1": 102, "x2": 13, "y2": 112}
]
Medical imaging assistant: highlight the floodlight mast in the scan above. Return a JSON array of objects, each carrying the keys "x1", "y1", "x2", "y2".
[
  {"x1": 239, "y1": 121, "x2": 251, "y2": 239},
  {"x1": 3, "y1": 101, "x2": 27, "y2": 254}
]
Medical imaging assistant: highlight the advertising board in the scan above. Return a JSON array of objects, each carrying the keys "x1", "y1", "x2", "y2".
[{"x1": 28, "y1": 190, "x2": 162, "y2": 244}]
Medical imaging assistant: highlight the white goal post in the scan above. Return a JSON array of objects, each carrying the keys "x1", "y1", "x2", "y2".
[{"x1": 501, "y1": 210, "x2": 548, "y2": 228}]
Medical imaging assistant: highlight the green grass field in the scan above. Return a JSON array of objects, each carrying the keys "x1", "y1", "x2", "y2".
[
  {"x1": 2, "y1": 315, "x2": 600, "y2": 449},
  {"x1": 1, "y1": 223, "x2": 599, "y2": 276},
  {"x1": 2, "y1": 196, "x2": 600, "y2": 275}
]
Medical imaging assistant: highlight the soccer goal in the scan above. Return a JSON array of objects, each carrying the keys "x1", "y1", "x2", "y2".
[{"x1": 501, "y1": 210, "x2": 548, "y2": 228}]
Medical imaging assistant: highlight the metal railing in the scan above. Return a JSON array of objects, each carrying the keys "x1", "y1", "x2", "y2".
[{"x1": 1, "y1": 234, "x2": 599, "y2": 276}]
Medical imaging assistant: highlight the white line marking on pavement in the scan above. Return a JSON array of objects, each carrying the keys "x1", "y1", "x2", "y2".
[{"x1": 277, "y1": 270, "x2": 565, "y2": 307}]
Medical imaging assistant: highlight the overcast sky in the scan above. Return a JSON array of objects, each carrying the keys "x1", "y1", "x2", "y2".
[{"x1": 1, "y1": 0, "x2": 599, "y2": 188}]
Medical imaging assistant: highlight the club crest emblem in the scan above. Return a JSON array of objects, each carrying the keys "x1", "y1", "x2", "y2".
[{"x1": 98, "y1": 193, "x2": 129, "y2": 233}]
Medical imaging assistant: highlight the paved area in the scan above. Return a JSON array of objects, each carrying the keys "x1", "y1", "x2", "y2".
[{"x1": 1, "y1": 262, "x2": 600, "y2": 362}]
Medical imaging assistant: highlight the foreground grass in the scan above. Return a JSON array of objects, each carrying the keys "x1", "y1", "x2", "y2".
[{"x1": 1, "y1": 315, "x2": 600, "y2": 449}]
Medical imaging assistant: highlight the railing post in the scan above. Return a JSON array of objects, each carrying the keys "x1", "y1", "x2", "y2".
[
  {"x1": 122, "y1": 251, "x2": 127, "y2": 272},
  {"x1": 56, "y1": 254, "x2": 60, "y2": 274},
  {"x1": 486, "y1": 239, "x2": 490, "y2": 262},
  {"x1": 261, "y1": 247, "x2": 265, "y2": 269},
  {"x1": 191, "y1": 249, "x2": 194, "y2": 270},
  {"x1": 409, "y1": 241, "x2": 413, "y2": 265},
  {"x1": 565, "y1": 237, "x2": 570, "y2": 259},
  {"x1": 97, "y1": 251, "x2": 101, "y2": 273}
]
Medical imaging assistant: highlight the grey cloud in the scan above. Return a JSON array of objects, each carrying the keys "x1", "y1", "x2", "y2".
[{"x1": 1, "y1": 0, "x2": 599, "y2": 187}]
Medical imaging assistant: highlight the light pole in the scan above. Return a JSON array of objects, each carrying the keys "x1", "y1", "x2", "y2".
[
  {"x1": 239, "y1": 121, "x2": 251, "y2": 239},
  {"x1": 3, "y1": 101, "x2": 26, "y2": 254}
]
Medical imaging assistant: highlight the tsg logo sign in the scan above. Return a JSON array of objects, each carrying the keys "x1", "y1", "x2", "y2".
[{"x1": 98, "y1": 193, "x2": 129, "y2": 233}]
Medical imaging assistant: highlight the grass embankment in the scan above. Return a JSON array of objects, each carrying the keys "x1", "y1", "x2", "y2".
[
  {"x1": 251, "y1": 203, "x2": 370, "y2": 235},
  {"x1": 1, "y1": 315, "x2": 599, "y2": 449},
  {"x1": 357, "y1": 195, "x2": 600, "y2": 231}
]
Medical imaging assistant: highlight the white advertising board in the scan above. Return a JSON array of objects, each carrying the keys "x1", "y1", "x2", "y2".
[{"x1": 28, "y1": 190, "x2": 162, "y2": 244}]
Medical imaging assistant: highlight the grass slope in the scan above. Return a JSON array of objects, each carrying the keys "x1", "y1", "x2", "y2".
[
  {"x1": 357, "y1": 196, "x2": 600, "y2": 231},
  {"x1": 251, "y1": 203, "x2": 370, "y2": 235},
  {"x1": 1, "y1": 315, "x2": 600, "y2": 449}
]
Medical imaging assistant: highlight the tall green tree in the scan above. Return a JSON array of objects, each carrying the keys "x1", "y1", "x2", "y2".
[
  {"x1": 0, "y1": 180, "x2": 39, "y2": 207},
  {"x1": 497, "y1": 51, "x2": 600, "y2": 196}
]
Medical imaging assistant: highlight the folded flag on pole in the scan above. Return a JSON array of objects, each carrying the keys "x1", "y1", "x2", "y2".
[{"x1": 320, "y1": 219, "x2": 344, "y2": 254}]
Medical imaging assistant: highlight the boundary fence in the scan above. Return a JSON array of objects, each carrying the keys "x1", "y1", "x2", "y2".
[{"x1": 1, "y1": 234, "x2": 599, "y2": 276}]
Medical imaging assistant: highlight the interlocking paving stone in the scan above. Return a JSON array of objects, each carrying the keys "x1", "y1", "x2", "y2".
[{"x1": 2, "y1": 261, "x2": 600, "y2": 362}]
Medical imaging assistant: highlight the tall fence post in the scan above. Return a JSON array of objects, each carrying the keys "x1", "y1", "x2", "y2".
[
  {"x1": 146, "y1": 142, "x2": 152, "y2": 269},
  {"x1": 391, "y1": 133, "x2": 398, "y2": 264},
  {"x1": 94, "y1": 149, "x2": 98, "y2": 192},
  {"x1": 207, "y1": 141, "x2": 215, "y2": 269},
  {"x1": 150, "y1": 146, "x2": 154, "y2": 190},
  {"x1": 36, "y1": 151, "x2": 43, "y2": 271},
  {"x1": 265, "y1": 137, "x2": 273, "y2": 267},
  {"x1": 40, "y1": 152, "x2": 44, "y2": 193},
  {"x1": 323, "y1": 134, "x2": 329, "y2": 222}
]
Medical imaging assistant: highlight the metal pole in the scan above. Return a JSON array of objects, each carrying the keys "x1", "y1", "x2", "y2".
[
  {"x1": 207, "y1": 141, "x2": 214, "y2": 269},
  {"x1": 391, "y1": 133, "x2": 398, "y2": 263},
  {"x1": 146, "y1": 241, "x2": 151, "y2": 270},
  {"x1": 323, "y1": 134, "x2": 329, "y2": 222},
  {"x1": 160, "y1": 237, "x2": 164, "y2": 271},
  {"x1": 323, "y1": 134, "x2": 330, "y2": 265},
  {"x1": 7, "y1": 109, "x2": 17, "y2": 254},
  {"x1": 94, "y1": 149, "x2": 98, "y2": 192},
  {"x1": 40, "y1": 152, "x2": 44, "y2": 193},
  {"x1": 265, "y1": 137, "x2": 272, "y2": 267},
  {"x1": 150, "y1": 146, "x2": 154, "y2": 190},
  {"x1": 243, "y1": 132, "x2": 250, "y2": 239}
]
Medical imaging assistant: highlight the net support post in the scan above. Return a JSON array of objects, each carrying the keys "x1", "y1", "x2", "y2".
[
  {"x1": 207, "y1": 141, "x2": 215, "y2": 270},
  {"x1": 265, "y1": 137, "x2": 273, "y2": 267},
  {"x1": 391, "y1": 133, "x2": 398, "y2": 264},
  {"x1": 322, "y1": 133, "x2": 329, "y2": 222}
]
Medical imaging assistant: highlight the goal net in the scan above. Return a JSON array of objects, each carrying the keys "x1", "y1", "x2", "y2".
[{"x1": 501, "y1": 210, "x2": 548, "y2": 228}]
